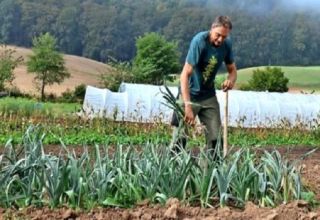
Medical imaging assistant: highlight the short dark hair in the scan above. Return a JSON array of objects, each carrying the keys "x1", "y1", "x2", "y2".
[{"x1": 211, "y1": 16, "x2": 232, "y2": 30}]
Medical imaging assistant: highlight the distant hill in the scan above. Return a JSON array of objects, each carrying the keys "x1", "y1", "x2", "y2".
[{"x1": 1, "y1": 46, "x2": 112, "y2": 96}]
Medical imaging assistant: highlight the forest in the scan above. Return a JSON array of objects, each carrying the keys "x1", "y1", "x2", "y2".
[{"x1": 0, "y1": 0, "x2": 319, "y2": 68}]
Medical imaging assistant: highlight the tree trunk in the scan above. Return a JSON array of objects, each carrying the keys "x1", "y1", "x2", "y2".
[{"x1": 41, "y1": 78, "x2": 45, "y2": 101}]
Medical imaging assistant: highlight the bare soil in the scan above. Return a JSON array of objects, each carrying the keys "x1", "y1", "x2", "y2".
[{"x1": 1, "y1": 145, "x2": 320, "y2": 220}]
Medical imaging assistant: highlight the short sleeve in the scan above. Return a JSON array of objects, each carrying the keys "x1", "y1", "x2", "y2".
[{"x1": 186, "y1": 36, "x2": 202, "y2": 66}]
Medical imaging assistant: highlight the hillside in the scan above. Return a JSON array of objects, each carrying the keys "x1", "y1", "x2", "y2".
[{"x1": 1, "y1": 46, "x2": 111, "y2": 96}]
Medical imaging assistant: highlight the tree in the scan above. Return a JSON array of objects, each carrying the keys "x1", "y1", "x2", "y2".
[
  {"x1": 241, "y1": 67, "x2": 289, "y2": 92},
  {"x1": 0, "y1": 45, "x2": 23, "y2": 91},
  {"x1": 27, "y1": 33, "x2": 70, "y2": 100},
  {"x1": 0, "y1": 0, "x2": 22, "y2": 44},
  {"x1": 133, "y1": 32, "x2": 180, "y2": 85}
]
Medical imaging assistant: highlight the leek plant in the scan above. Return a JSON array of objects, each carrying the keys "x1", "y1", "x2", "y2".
[{"x1": 0, "y1": 125, "x2": 315, "y2": 209}]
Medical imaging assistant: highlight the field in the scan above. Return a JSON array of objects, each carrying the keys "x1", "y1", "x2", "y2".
[
  {"x1": 0, "y1": 98, "x2": 320, "y2": 219},
  {"x1": 1, "y1": 46, "x2": 110, "y2": 96},
  {"x1": 234, "y1": 66, "x2": 320, "y2": 92},
  {"x1": 1, "y1": 145, "x2": 320, "y2": 219},
  {"x1": 1, "y1": 47, "x2": 320, "y2": 219}
]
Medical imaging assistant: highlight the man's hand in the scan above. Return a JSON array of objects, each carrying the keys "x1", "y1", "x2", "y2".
[
  {"x1": 221, "y1": 79, "x2": 234, "y2": 92},
  {"x1": 184, "y1": 104, "x2": 195, "y2": 125},
  {"x1": 223, "y1": 63, "x2": 237, "y2": 92}
]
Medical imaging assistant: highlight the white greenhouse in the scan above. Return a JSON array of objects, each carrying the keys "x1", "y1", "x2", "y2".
[{"x1": 83, "y1": 83, "x2": 320, "y2": 129}]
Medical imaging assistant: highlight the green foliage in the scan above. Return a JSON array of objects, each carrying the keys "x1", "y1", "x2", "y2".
[
  {"x1": 73, "y1": 84, "x2": 86, "y2": 100},
  {"x1": 0, "y1": 126, "x2": 313, "y2": 209},
  {"x1": 214, "y1": 74, "x2": 226, "y2": 90},
  {"x1": 241, "y1": 67, "x2": 289, "y2": 92},
  {"x1": 58, "y1": 84, "x2": 86, "y2": 103},
  {"x1": 0, "y1": 1, "x2": 320, "y2": 68},
  {"x1": 236, "y1": 66, "x2": 320, "y2": 92},
  {"x1": 0, "y1": 45, "x2": 23, "y2": 91},
  {"x1": 27, "y1": 33, "x2": 70, "y2": 101},
  {"x1": 133, "y1": 32, "x2": 180, "y2": 85},
  {"x1": 0, "y1": 97, "x2": 79, "y2": 119},
  {"x1": 5, "y1": 86, "x2": 31, "y2": 99},
  {"x1": 101, "y1": 61, "x2": 133, "y2": 92}
]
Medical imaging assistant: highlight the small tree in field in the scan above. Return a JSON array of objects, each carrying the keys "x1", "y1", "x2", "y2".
[
  {"x1": 133, "y1": 32, "x2": 180, "y2": 85},
  {"x1": 27, "y1": 33, "x2": 70, "y2": 100},
  {"x1": 0, "y1": 45, "x2": 23, "y2": 91},
  {"x1": 241, "y1": 67, "x2": 289, "y2": 92}
]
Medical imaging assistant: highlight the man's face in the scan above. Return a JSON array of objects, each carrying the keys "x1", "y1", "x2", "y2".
[{"x1": 210, "y1": 26, "x2": 230, "y2": 47}]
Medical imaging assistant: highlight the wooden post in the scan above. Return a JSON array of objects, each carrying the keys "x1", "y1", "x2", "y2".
[{"x1": 223, "y1": 90, "x2": 229, "y2": 157}]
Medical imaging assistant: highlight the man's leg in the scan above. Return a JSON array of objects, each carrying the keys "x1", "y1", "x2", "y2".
[{"x1": 198, "y1": 96, "x2": 222, "y2": 158}]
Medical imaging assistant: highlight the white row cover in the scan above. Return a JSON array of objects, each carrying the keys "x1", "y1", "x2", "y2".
[
  {"x1": 83, "y1": 83, "x2": 178, "y2": 123},
  {"x1": 83, "y1": 83, "x2": 320, "y2": 129}
]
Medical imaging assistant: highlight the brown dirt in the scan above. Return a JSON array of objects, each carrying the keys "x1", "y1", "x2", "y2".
[
  {"x1": 288, "y1": 87, "x2": 320, "y2": 94},
  {"x1": 1, "y1": 145, "x2": 320, "y2": 219},
  {"x1": 2, "y1": 46, "x2": 112, "y2": 96}
]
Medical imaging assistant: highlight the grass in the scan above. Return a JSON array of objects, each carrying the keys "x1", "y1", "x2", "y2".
[
  {"x1": 228, "y1": 66, "x2": 320, "y2": 91},
  {"x1": 0, "y1": 97, "x2": 80, "y2": 116}
]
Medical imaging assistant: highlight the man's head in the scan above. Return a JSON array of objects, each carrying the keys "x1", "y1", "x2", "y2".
[{"x1": 209, "y1": 16, "x2": 232, "y2": 47}]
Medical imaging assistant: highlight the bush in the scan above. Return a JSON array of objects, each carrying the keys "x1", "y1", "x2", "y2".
[
  {"x1": 214, "y1": 74, "x2": 226, "y2": 90},
  {"x1": 101, "y1": 61, "x2": 133, "y2": 92},
  {"x1": 6, "y1": 86, "x2": 32, "y2": 99},
  {"x1": 45, "y1": 93, "x2": 57, "y2": 102},
  {"x1": 240, "y1": 67, "x2": 289, "y2": 92},
  {"x1": 73, "y1": 84, "x2": 86, "y2": 101},
  {"x1": 57, "y1": 84, "x2": 87, "y2": 103}
]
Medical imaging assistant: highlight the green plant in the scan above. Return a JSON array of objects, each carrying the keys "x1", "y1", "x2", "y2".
[
  {"x1": 0, "y1": 125, "x2": 315, "y2": 210},
  {"x1": 101, "y1": 60, "x2": 133, "y2": 92},
  {"x1": 133, "y1": 32, "x2": 180, "y2": 85},
  {"x1": 73, "y1": 84, "x2": 86, "y2": 103},
  {"x1": 27, "y1": 33, "x2": 70, "y2": 101},
  {"x1": 241, "y1": 67, "x2": 289, "y2": 92},
  {"x1": 0, "y1": 45, "x2": 23, "y2": 91}
]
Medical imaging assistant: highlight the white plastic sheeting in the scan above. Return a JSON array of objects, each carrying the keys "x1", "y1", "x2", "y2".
[
  {"x1": 83, "y1": 83, "x2": 178, "y2": 122},
  {"x1": 216, "y1": 90, "x2": 320, "y2": 128},
  {"x1": 83, "y1": 83, "x2": 320, "y2": 129}
]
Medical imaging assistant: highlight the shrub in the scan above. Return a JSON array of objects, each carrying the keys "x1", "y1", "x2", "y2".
[
  {"x1": 58, "y1": 84, "x2": 86, "y2": 103},
  {"x1": 241, "y1": 67, "x2": 289, "y2": 92},
  {"x1": 214, "y1": 74, "x2": 226, "y2": 90},
  {"x1": 45, "y1": 93, "x2": 57, "y2": 102},
  {"x1": 101, "y1": 61, "x2": 133, "y2": 92},
  {"x1": 6, "y1": 86, "x2": 32, "y2": 99},
  {"x1": 74, "y1": 84, "x2": 86, "y2": 102}
]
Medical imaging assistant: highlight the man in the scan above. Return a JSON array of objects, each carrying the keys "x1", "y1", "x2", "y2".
[{"x1": 171, "y1": 15, "x2": 237, "y2": 155}]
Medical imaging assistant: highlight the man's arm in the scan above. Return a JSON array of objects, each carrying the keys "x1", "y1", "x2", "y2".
[
  {"x1": 180, "y1": 62, "x2": 195, "y2": 125},
  {"x1": 222, "y1": 62, "x2": 237, "y2": 91}
]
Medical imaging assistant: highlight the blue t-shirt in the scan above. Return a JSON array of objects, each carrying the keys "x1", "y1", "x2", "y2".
[{"x1": 186, "y1": 31, "x2": 234, "y2": 101}]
